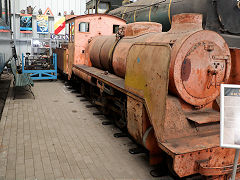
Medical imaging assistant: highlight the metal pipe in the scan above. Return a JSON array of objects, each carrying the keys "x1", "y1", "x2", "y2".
[
  {"x1": 231, "y1": 149, "x2": 240, "y2": 180},
  {"x1": 12, "y1": 0, "x2": 16, "y2": 47},
  {"x1": 95, "y1": 0, "x2": 98, "y2": 14},
  {"x1": 0, "y1": 0, "x2": 2, "y2": 18},
  {"x1": 8, "y1": 0, "x2": 11, "y2": 29},
  {"x1": 4, "y1": 0, "x2": 8, "y2": 24}
]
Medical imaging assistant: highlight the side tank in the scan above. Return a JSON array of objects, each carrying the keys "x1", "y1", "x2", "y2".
[{"x1": 89, "y1": 14, "x2": 231, "y2": 107}]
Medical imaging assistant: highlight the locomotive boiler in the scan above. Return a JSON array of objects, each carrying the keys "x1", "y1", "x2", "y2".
[
  {"x1": 88, "y1": 14, "x2": 231, "y2": 107},
  {"x1": 56, "y1": 12, "x2": 240, "y2": 178},
  {"x1": 109, "y1": 0, "x2": 240, "y2": 86},
  {"x1": 109, "y1": 0, "x2": 240, "y2": 48}
]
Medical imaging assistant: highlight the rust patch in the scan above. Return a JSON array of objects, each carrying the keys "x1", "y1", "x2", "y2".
[{"x1": 181, "y1": 58, "x2": 191, "y2": 81}]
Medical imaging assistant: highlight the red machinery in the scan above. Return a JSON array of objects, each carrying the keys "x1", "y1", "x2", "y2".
[{"x1": 57, "y1": 13, "x2": 240, "y2": 179}]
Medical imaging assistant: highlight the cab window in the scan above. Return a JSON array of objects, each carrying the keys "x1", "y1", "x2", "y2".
[
  {"x1": 113, "y1": 25, "x2": 120, "y2": 34},
  {"x1": 79, "y1": 22, "x2": 90, "y2": 32}
]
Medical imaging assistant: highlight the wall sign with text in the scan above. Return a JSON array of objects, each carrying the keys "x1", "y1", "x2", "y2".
[
  {"x1": 221, "y1": 84, "x2": 240, "y2": 149},
  {"x1": 50, "y1": 33, "x2": 69, "y2": 41}
]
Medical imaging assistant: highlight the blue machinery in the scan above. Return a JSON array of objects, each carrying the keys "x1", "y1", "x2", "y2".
[{"x1": 22, "y1": 53, "x2": 57, "y2": 80}]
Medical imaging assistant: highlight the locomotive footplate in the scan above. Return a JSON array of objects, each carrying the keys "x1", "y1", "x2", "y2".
[
  {"x1": 72, "y1": 64, "x2": 144, "y2": 101},
  {"x1": 73, "y1": 64, "x2": 125, "y2": 91},
  {"x1": 159, "y1": 132, "x2": 240, "y2": 177}
]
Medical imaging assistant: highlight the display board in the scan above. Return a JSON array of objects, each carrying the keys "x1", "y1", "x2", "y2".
[
  {"x1": 36, "y1": 15, "x2": 49, "y2": 34},
  {"x1": 20, "y1": 14, "x2": 32, "y2": 33},
  {"x1": 50, "y1": 33, "x2": 69, "y2": 41},
  {"x1": 220, "y1": 84, "x2": 240, "y2": 149}
]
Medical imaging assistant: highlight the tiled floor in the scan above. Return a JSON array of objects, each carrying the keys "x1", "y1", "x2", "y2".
[{"x1": 0, "y1": 80, "x2": 171, "y2": 180}]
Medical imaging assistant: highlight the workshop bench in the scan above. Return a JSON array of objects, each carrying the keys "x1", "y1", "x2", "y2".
[{"x1": 11, "y1": 59, "x2": 34, "y2": 99}]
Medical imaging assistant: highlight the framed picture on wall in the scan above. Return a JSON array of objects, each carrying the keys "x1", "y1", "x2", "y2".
[
  {"x1": 20, "y1": 14, "x2": 32, "y2": 33},
  {"x1": 36, "y1": 15, "x2": 49, "y2": 34}
]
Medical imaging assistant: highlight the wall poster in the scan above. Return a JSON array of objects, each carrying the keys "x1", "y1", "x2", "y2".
[
  {"x1": 36, "y1": 15, "x2": 49, "y2": 34},
  {"x1": 20, "y1": 14, "x2": 32, "y2": 33}
]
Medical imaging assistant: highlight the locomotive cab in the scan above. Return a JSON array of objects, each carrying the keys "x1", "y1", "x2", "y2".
[{"x1": 65, "y1": 14, "x2": 126, "y2": 79}]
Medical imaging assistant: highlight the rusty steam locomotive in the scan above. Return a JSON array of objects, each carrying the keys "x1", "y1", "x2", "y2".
[{"x1": 55, "y1": 1, "x2": 240, "y2": 178}]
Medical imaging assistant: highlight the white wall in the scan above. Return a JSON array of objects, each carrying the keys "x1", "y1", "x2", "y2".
[
  {"x1": 15, "y1": 0, "x2": 87, "y2": 16},
  {"x1": 12, "y1": 0, "x2": 87, "y2": 58}
]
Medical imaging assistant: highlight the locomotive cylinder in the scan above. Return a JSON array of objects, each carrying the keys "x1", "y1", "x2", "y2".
[{"x1": 89, "y1": 14, "x2": 231, "y2": 107}]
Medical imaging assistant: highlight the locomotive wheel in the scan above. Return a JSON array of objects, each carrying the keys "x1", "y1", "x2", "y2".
[
  {"x1": 111, "y1": 110, "x2": 126, "y2": 129},
  {"x1": 114, "y1": 132, "x2": 128, "y2": 138},
  {"x1": 150, "y1": 165, "x2": 170, "y2": 178},
  {"x1": 166, "y1": 157, "x2": 179, "y2": 178},
  {"x1": 80, "y1": 82, "x2": 86, "y2": 96},
  {"x1": 113, "y1": 101, "x2": 127, "y2": 129},
  {"x1": 114, "y1": 117, "x2": 127, "y2": 129}
]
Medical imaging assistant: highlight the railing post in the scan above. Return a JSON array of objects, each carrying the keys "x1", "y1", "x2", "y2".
[
  {"x1": 22, "y1": 53, "x2": 24, "y2": 73},
  {"x1": 54, "y1": 53, "x2": 57, "y2": 79},
  {"x1": 231, "y1": 149, "x2": 240, "y2": 180}
]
